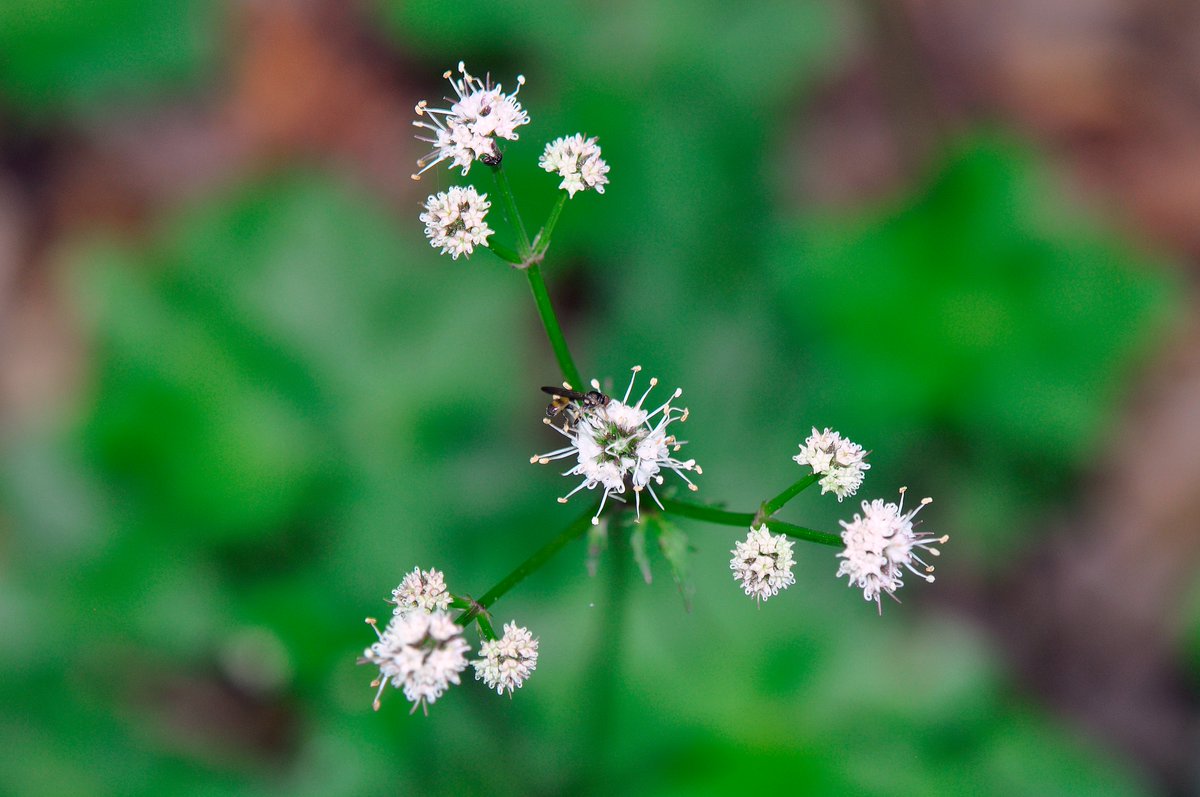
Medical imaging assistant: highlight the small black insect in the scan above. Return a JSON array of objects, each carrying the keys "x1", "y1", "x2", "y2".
[
  {"x1": 540, "y1": 385, "x2": 610, "y2": 425},
  {"x1": 481, "y1": 144, "x2": 503, "y2": 167}
]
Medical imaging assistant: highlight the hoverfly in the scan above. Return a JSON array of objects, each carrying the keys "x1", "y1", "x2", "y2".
[{"x1": 540, "y1": 384, "x2": 610, "y2": 428}]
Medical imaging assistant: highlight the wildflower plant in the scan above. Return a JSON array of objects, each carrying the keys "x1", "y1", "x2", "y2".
[{"x1": 361, "y1": 62, "x2": 949, "y2": 713}]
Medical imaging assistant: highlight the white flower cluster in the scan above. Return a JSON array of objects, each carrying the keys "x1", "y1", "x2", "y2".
[
  {"x1": 730, "y1": 525, "x2": 796, "y2": 603},
  {"x1": 420, "y1": 186, "x2": 493, "y2": 260},
  {"x1": 794, "y1": 427, "x2": 870, "y2": 501},
  {"x1": 533, "y1": 366, "x2": 700, "y2": 525},
  {"x1": 391, "y1": 567, "x2": 451, "y2": 616},
  {"x1": 362, "y1": 611, "x2": 470, "y2": 713},
  {"x1": 539, "y1": 134, "x2": 610, "y2": 198},
  {"x1": 473, "y1": 622, "x2": 539, "y2": 695},
  {"x1": 362, "y1": 567, "x2": 540, "y2": 712},
  {"x1": 836, "y1": 488, "x2": 947, "y2": 612},
  {"x1": 413, "y1": 62, "x2": 529, "y2": 178}
]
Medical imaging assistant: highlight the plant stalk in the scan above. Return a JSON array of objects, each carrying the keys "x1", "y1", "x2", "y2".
[
  {"x1": 533, "y1": 192, "x2": 568, "y2": 255},
  {"x1": 761, "y1": 472, "x2": 820, "y2": 517},
  {"x1": 659, "y1": 497, "x2": 841, "y2": 547},
  {"x1": 455, "y1": 505, "x2": 597, "y2": 628},
  {"x1": 526, "y1": 263, "x2": 585, "y2": 389},
  {"x1": 491, "y1": 162, "x2": 532, "y2": 256}
]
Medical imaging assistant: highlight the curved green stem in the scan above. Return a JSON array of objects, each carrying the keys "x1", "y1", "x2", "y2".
[
  {"x1": 761, "y1": 472, "x2": 819, "y2": 516},
  {"x1": 526, "y1": 263, "x2": 585, "y2": 389},
  {"x1": 768, "y1": 519, "x2": 841, "y2": 547},
  {"x1": 659, "y1": 496, "x2": 841, "y2": 547},
  {"x1": 475, "y1": 614, "x2": 497, "y2": 641},
  {"x1": 533, "y1": 192, "x2": 568, "y2": 255},
  {"x1": 455, "y1": 505, "x2": 598, "y2": 628},
  {"x1": 658, "y1": 497, "x2": 754, "y2": 527},
  {"x1": 491, "y1": 162, "x2": 532, "y2": 256}
]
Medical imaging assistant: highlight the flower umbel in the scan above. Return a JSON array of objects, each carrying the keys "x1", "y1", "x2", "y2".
[
  {"x1": 390, "y1": 567, "x2": 452, "y2": 616},
  {"x1": 362, "y1": 610, "x2": 470, "y2": 713},
  {"x1": 730, "y1": 525, "x2": 796, "y2": 603},
  {"x1": 539, "y1": 134, "x2": 610, "y2": 197},
  {"x1": 836, "y1": 487, "x2": 947, "y2": 612},
  {"x1": 420, "y1": 186, "x2": 494, "y2": 260},
  {"x1": 794, "y1": 427, "x2": 870, "y2": 501},
  {"x1": 473, "y1": 622, "x2": 539, "y2": 696},
  {"x1": 533, "y1": 366, "x2": 700, "y2": 525},
  {"x1": 413, "y1": 62, "x2": 529, "y2": 178}
]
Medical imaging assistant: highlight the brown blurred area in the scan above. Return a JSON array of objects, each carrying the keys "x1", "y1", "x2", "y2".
[
  {"x1": 0, "y1": 0, "x2": 423, "y2": 424},
  {"x1": 2, "y1": 0, "x2": 1199, "y2": 791}
]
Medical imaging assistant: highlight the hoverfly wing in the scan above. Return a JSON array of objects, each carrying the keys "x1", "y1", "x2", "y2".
[{"x1": 541, "y1": 385, "x2": 588, "y2": 401}]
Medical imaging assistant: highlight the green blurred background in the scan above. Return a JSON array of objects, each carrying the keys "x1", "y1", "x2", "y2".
[{"x1": 3, "y1": 1, "x2": 1199, "y2": 795}]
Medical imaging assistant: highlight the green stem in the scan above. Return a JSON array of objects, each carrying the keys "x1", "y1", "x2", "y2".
[
  {"x1": 526, "y1": 263, "x2": 585, "y2": 389},
  {"x1": 491, "y1": 163, "x2": 532, "y2": 256},
  {"x1": 769, "y1": 519, "x2": 842, "y2": 547},
  {"x1": 487, "y1": 240, "x2": 523, "y2": 265},
  {"x1": 658, "y1": 497, "x2": 754, "y2": 527},
  {"x1": 455, "y1": 505, "x2": 597, "y2": 628},
  {"x1": 761, "y1": 472, "x2": 820, "y2": 516},
  {"x1": 659, "y1": 497, "x2": 841, "y2": 547},
  {"x1": 587, "y1": 516, "x2": 629, "y2": 768},
  {"x1": 533, "y1": 192, "x2": 568, "y2": 255},
  {"x1": 475, "y1": 614, "x2": 497, "y2": 641}
]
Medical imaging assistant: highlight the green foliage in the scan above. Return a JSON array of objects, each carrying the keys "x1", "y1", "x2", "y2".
[
  {"x1": 0, "y1": 0, "x2": 217, "y2": 115},
  {"x1": 652, "y1": 515, "x2": 694, "y2": 610},
  {"x1": 771, "y1": 141, "x2": 1178, "y2": 555},
  {"x1": 0, "y1": 3, "x2": 1180, "y2": 795}
]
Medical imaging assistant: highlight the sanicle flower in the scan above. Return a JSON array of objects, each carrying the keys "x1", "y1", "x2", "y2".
[
  {"x1": 473, "y1": 622, "x2": 539, "y2": 696},
  {"x1": 533, "y1": 366, "x2": 700, "y2": 525},
  {"x1": 836, "y1": 487, "x2": 948, "y2": 612},
  {"x1": 412, "y1": 61, "x2": 529, "y2": 178},
  {"x1": 391, "y1": 567, "x2": 452, "y2": 616},
  {"x1": 361, "y1": 610, "x2": 471, "y2": 713},
  {"x1": 539, "y1": 134, "x2": 610, "y2": 197},
  {"x1": 730, "y1": 525, "x2": 796, "y2": 603},
  {"x1": 420, "y1": 185, "x2": 493, "y2": 260},
  {"x1": 794, "y1": 427, "x2": 870, "y2": 501}
]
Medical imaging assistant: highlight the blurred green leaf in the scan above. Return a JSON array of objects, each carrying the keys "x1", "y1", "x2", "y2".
[
  {"x1": 629, "y1": 522, "x2": 653, "y2": 584},
  {"x1": 0, "y1": 4, "x2": 1178, "y2": 794},
  {"x1": 772, "y1": 139, "x2": 1179, "y2": 554},
  {"x1": 0, "y1": 0, "x2": 218, "y2": 114},
  {"x1": 652, "y1": 514, "x2": 693, "y2": 611}
]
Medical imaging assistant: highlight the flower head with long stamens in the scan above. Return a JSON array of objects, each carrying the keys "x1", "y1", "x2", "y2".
[
  {"x1": 390, "y1": 567, "x2": 452, "y2": 617},
  {"x1": 730, "y1": 525, "x2": 796, "y2": 603},
  {"x1": 539, "y1": 134, "x2": 610, "y2": 197},
  {"x1": 473, "y1": 622, "x2": 539, "y2": 696},
  {"x1": 412, "y1": 62, "x2": 529, "y2": 179},
  {"x1": 794, "y1": 427, "x2": 870, "y2": 501},
  {"x1": 420, "y1": 186, "x2": 493, "y2": 260},
  {"x1": 361, "y1": 610, "x2": 470, "y2": 714},
  {"x1": 836, "y1": 487, "x2": 947, "y2": 612},
  {"x1": 532, "y1": 366, "x2": 700, "y2": 525}
]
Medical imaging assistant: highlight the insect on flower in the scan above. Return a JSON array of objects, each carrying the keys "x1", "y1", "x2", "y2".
[
  {"x1": 532, "y1": 367, "x2": 700, "y2": 524},
  {"x1": 540, "y1": 384, "x2": 610, "y2": 430}
]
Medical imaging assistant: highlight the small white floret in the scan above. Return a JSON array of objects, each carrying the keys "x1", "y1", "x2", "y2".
[
  {"x1": 472, "y1": 622, "x2": 539, "y2": 696},
  {"x1": 539, "y1": 133, "x2": 610, "y2": 198},
  {"x1": 730, "y1": 525, "x2": 796, "y2": 603},
  {"x1": 836, "y1": 488, "x2": 947, "y2": 612},
  {"x1": 413, "y1": 62, "x2": 529, "y2": 177},
  {"x1": 420, "y1": 185, "x2": 493, "y2": 259},
  {"x1": 794, "y1": 427, "x2": 871, "y2": 501},
  {"x1": 390, "y1": 567, "x2": 452, "y2": 616},
  {"x1": 532, "y1": 366, "x2": 699, "y2": 525},
  {"x1": 361, "y1": 610, "x2": 470, "y2": 713}
]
